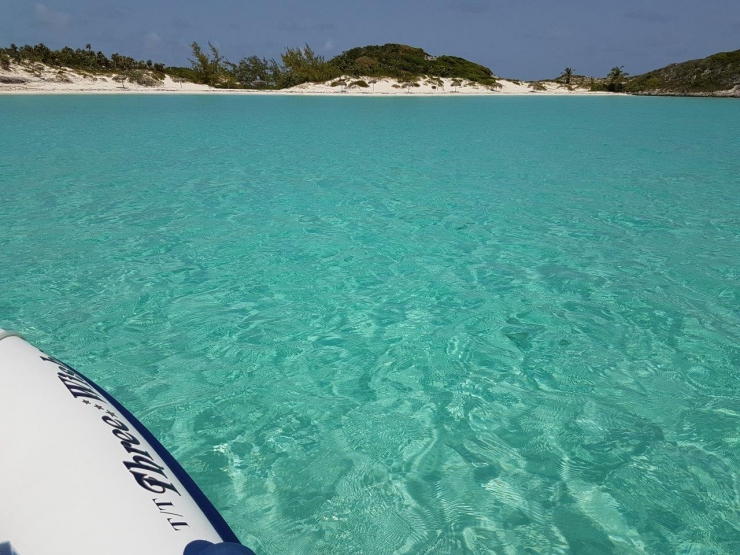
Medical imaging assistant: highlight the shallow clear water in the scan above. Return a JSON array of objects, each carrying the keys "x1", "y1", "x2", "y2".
[{"x1": 1, "y1": 95, "x2": 739, "y2": 554}]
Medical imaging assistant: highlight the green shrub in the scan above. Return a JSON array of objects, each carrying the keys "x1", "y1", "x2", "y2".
[
  {"x1": 589, "y1": 79, "x2": 607, "y2": 92},
  {"x1": 479, "y1": 78, "x2": 502, "y2": 89},
  {"x1": 126, "y1": 69, "x2": 162, "y2": 87},
  {"x1": 349, "y1": 79, "x2": 369, "y2": 88}
]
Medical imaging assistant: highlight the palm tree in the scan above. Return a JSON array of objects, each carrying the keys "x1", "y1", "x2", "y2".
[
  {"x1": 561, "y1": 67, "x2": 574, "y2": 85},
  {"x1": 607, "y1": 66, "x2": 629, "y2": 92}
]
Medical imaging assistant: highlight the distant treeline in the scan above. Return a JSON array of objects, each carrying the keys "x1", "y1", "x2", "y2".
[
  {"x1": 0, "y1": 43, "x2": 164, "y2": 73},
  {"x1": 8, "y1": 40, "x2": 733, "y2": 95},
  {"x1": 0, "y1": 41, "x2": 497, "y2": 90},
  {"x1": 183, "y1": 42, "x2": 498, "y2": 89}
]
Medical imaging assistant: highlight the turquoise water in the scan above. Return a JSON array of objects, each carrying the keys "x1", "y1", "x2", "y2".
[{"x1": 1, "y1": 95, "x2": 739, "y2": 554}]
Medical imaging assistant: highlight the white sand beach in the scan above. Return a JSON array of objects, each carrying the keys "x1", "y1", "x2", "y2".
[{"x1": 0, "y1": 62, "x2": 611, "y2": 95}]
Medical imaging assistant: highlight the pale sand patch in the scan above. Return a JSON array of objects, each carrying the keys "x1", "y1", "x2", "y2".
[
  {"x1": 0, "y1": 62, "x2": 212, "y2": 94},
  {"x1": 284, "y1": 76, "x2": 613, "y2": 96},
  {"x1": 1, "y1": 64, "x2": 614, "y2": 96}
]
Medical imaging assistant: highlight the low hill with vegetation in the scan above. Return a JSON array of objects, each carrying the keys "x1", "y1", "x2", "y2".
[
  {"x1": 328, "y1": 44, "x2": 496, "y2": 84},
  {"x1": 3, "y1": 41, "x2": 739, "y2": 97},
  {"x1": 189, "y1": 42, "x2": 498, "y2": 89},
  {"x1": 624, "y1": 50, "x2": 740, "y2": 96}
]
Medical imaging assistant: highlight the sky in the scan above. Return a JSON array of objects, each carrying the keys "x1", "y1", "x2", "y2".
[{"x1": 2, "y1": 0, "x2": 739, "y2": 79}]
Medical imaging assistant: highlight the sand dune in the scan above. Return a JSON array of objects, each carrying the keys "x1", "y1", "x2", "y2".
[{"x1": 1, "y1": 63, "x2": 610, "y2": 96}]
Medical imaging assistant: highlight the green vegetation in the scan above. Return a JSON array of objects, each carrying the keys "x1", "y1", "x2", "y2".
[
  {"x1": 181, "y1": 41, "x2": 499, "y2": 90},
  {"x1": 278, "y1": 45, "x2": 338, "y2": 87},
  {"x1": 162, "y1": 66, "x2": 199, "y2": 83},
  {"x1": 186, "y1": 42, "x2": 339, "y2": 89},
  {"x1": 188, "y1": 42, "x2": 230, "y2": 87},
  {"x1": 589, "y1": 78, "x2": 607, "y2": 92},
  {"x1": 4, "y1": 39, "x2": 737, "y2": 97},
  {"x1": 0, "y1": 42, "x2": 164, "y2": 73},
  {"x1": 233, "y1": 56, "x2": 280, "y2": 88},
  {"x1": 328, "y1": 44, "x2": 495, "y2": 83},
  {"x1": 126, "y1": 69, "x2": 164, "y2": 87},
  {"x1": 624, "y1": 50, "x2": 740, "y2": 95},
  {"x1": 607, "y1": 66, "x2": 629, "y2": 92},
  {"x1": 0, "y1": 42, "x2": 168, "y2": 87}
]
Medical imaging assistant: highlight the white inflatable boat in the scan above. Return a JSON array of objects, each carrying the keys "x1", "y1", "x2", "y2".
[{"x1": 0, "y1": 329, "x2": 256, "y2": 555}]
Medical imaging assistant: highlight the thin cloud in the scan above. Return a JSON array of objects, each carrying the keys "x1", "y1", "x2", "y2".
[
  {"x1": 33, "y1": 3, "x2": 71, "y2": 28},
  {"x1": 144, "y1": 32, "x2": 162, "y2": 50}
]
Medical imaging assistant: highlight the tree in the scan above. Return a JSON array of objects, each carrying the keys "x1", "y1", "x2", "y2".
[
  {"x1": 278, "y1": 44, "x2": 338, "y2": 88},
  {"x1": 354, "y1": 56, "x2": 379, "y2": 75},
  {"x1": 189, "y1": 41, "x2": 229, "y2": 86},
  {"x1": 9, "y1": 43, "x2": 20, "y2": 63},
  {"x1": 561, "y1": 67, "x2": 574, "y2": 84},
  {"x1": 235, "y1": 55, "x2": 276, "y2": 88},
  {"x1": 96, "y1": 51, "x2": 109, "y2": 69},
  {"x1": 607, "y1": 66, "x2": 629, "y2": 92}
]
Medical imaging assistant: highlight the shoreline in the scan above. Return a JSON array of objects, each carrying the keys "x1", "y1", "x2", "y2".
[
  {"x1": 0, "y1": 64, "x2": 616, "y2": 96},
  {"x1": 0, "y1": 89, "x2": 618, "y2": 96}
]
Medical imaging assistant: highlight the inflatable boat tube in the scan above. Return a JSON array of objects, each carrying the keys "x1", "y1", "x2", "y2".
[{"x1": 0, "y1": 329, "x2": 256, "y2": 555}]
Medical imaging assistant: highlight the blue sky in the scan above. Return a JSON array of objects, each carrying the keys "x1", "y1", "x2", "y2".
[{"x1": 3, "y1": 0, "x2": 739, "y2": 79}]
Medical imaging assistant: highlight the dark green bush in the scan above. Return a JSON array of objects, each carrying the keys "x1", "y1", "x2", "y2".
[{"x1": 328, "y1": 44, "x2": 494, "y2": 83}]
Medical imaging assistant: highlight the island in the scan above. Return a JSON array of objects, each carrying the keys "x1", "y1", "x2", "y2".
[{"x1": 1, "y1": 42, "x2": 738, "y2": 97}]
